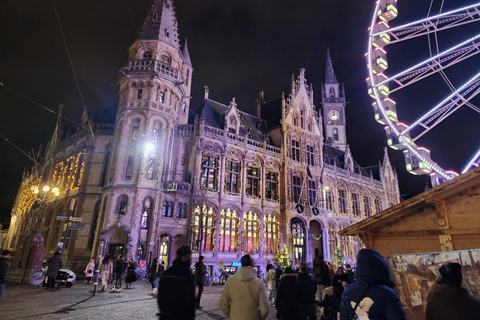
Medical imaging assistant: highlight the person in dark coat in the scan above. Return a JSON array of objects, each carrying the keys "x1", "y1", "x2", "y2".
[
  {"x1": 275, "y1": 267, "x2": 302, "y2": 320},
  {"x1": 266, "y1": 260, "x2": 273, "y2": 273},
  {"x1": 339, "y1": 248, "x2": 405, "y2": 320},
  {"x1": 125, "y1": 258, "x2": 137, "y2": 288},
  {"x1": 112, "y1": 255, "x2": 127, "y2": 292},
  {"x1": 332, "y1": 267, "x2": 349, "y2": 303},
  {"x1": 194, "y1": 255, "x2": 206, "y2": 309},
  {"x1": 312, "y1": 255, "x2": 330, "y2": 301},
  {"x1": 46, "y1": 252, "x2": 62, "y2": 289},
  {"x1": 298, "y1": 262, "x2": 317, "y2": 320},
  {"x1": 158, "y1": 246, "x2": 195, "y2": 320},
  {"x1": 274, "y1": 264, "x2": 283, "y2": 290},
  {"x1": 149, "y1": 258, "x2": 159, "y2": 291},
  {"x1": 0, "y1": 250, "x2": 10, "y2": 298},
  {"x1": 425, "y1": 262, "x2": 480, "y2": 320},
  {"x1": 345, "y1": 264, "x2": 355, "y2": 284}
]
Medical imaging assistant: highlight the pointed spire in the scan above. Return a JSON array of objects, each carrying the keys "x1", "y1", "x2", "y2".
[
  {"x1": 182, "y1": 37, "x2": 192, "y2": 67},
  {"x1": 325, "y1": 49, "x2": 337, "y2": 84},
  {"x1": 139, "y1": 0, "x2": 179, "y2": 49}
]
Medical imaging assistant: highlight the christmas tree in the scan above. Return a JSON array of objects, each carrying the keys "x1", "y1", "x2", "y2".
[
  {"x1": 275, "y1": 244, "x2": 292, "y2": 269},
  {"x1": 334, "y1": 244, "x2": 345, "y2": 266}
]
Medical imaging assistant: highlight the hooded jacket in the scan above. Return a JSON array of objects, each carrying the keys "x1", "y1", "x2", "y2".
[
  {"x1": 425, "y1": 282, "x2": 480, "y2": 320},
  {"x1": 339, "y1": 249, "x2": 405, "y2": 320},
  {"x1": 275, "y1": 273, "x2": 303, "y2": 320},
  {"x1": 219, "y1": 266, "x2": 269, "y2": 320}
]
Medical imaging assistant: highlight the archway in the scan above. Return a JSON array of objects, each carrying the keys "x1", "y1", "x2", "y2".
[
  {"x1": 106, "y1": 227, "x2": 128, "y2": 260},
  {"x1": 309, "y1": 220, "x2": 323, "y2": 261}
]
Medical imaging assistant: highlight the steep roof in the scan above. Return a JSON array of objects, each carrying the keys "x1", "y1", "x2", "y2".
[
  {"x1": 323, "y1": 144, "x2": 372, "y2": 177},
  {"x1": 139, "y1": 0, "x2": 179, "y2": 49},
  {"x1": 325, "y1": 49, "x2": 338, "y2": 84}
]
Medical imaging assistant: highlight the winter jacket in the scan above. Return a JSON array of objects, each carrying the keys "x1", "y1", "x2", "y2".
[
  {"x1": 332, "y1": 273, "x2": 349, "y2": 303},
  {"x1": 194, "y1": 261, "x2": 206, "y2": 285},
  {"x1": 219, "y1": 266, "x2": 269, "y2": 320},
  {"x1": 114, "y1": 259, "x2": 127, "y2": 274},
  {"x1": 425, "y1": 282, "x2": 480, "y2": 320},
  {"x1": 312, "y1": 258, "x2": 330, "y2": 286},
  {"x1": 345, "y1": 270, "x2": 355, "y2": 284},
  {"x1": 265, "y1": 268, "x2": 276, "y2": 291},
  {"x1": 274, "y1": 267, "x2": 283, "y2": 289},
  {"x1": 298, "y1": 269, "x2": 316, "y2": 304},
  {"x1": 339, "y1": 248, "x2": 405, "y2": 320},
  {"x1": 85, "y1": 259, "x2": 95, "y2": 277},
  {"x1": 275, "y1": 273, "x2": 303, "y2": 320},
  {"x1": 0, "y1": 257, "x2": 9, "y2": 284},
  {"x1": 46, "y1": 254, "x2": 63, "y2": 277},
  {"x1": 100, "y1": 259, "x2": 113, "y2": 275},
  {"x1": 158, "y1": 259, "x2": 195, "y2": 320}
]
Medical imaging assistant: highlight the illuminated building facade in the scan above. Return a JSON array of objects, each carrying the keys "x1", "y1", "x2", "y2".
[{"x1": 6, "y1": 0, "x2": 400, "y2": 271}]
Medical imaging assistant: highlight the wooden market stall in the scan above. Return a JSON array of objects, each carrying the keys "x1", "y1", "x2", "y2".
[{"x1": 339, "y1": 166, "x2": 480, "y2": 258}]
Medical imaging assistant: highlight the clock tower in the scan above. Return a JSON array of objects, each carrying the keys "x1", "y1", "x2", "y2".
[{"x1": 322, "y1": 50, "x2": 347, "y2": 151}]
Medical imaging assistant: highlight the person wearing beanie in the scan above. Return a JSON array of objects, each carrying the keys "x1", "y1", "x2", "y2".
[
  {"x1": 219, "y1": 254, "x2": 269, "y2": 320},
  {"x1": 339, "y1": 248, "x2": 405, "y2": 320},
  {"x1": 157, "y1": 246, "x2": 195, "y2": 320},
  {"x1": 275, "y1": 266, "x2": 302, "y2": 320},
  {"x1": 425, "y1": 262, "x2": 480, "y2": 320}
]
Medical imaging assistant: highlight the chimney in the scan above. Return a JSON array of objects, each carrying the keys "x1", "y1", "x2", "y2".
[
  {"x1": 256, "y1": 90, "x2": 264, "y2": 118},
  {"x1": 203, "y1": 85, "x2": 209, "y2": 100}
]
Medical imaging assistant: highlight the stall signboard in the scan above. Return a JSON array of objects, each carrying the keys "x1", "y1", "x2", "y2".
[
  {"x1": 219, "y1": 260, "x2": 224, "y2": 272},
  {"x1": 388, "y1": 249, "x2": 480, "y2": 320}
]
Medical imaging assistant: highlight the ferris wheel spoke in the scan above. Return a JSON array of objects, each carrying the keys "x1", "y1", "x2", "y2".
[
  {"x1": 401, "y1": 71, "x2": 480, "y2": 139},
  {"x1": 373, "y1": 3, "x2": 480, "y2": 44},
  {"x1": 376, "y1": 35, "x2": 480, "y2": 92},
  {"x1": 462, "y1": 148, "x2": 480, "y2": 173}
]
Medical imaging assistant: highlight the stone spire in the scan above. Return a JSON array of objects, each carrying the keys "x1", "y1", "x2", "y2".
[
  {"x1": 325, "y1": 49, "x2": 337, "y2": 84},
  {"x1": 139, "y1": 0, "x2": 179, "y2": 49},
  {"x1": 182, "y1": 37, "x2": 192, "y2": 67}
]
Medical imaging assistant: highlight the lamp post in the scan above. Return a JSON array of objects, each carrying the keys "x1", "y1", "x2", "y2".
[{"x1": 30, "y1": 185, "x2": 60, "y2": 233}]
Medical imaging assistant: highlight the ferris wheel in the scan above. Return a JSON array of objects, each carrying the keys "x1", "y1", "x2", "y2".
[{"x1": 366, "y1": 1, "x2": 480, "y2": 186}]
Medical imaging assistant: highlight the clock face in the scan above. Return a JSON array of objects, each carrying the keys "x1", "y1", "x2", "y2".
[{"x1": 328, "y1": 110, "x2": 340, "y2": 121}]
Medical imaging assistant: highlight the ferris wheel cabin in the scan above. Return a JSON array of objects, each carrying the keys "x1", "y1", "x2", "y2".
[
  {"x1": 377, "y1": 0, "x2": 398, "y2": 23},
  {"x1": 367, "y1": 73, "x2": 389, "y2": 98},
  {"x1": 404, "y1": 147, "x2": 433, "y2": 175},
  {"x1": 385, "y1": 122, "x2": 410, "y2": 150},
  {"x1": 373, "y1": 97, "x2": 398, "y2": 125},
  {"x1": 371, "y1": 21, "x2": 391, "y2": 48}
]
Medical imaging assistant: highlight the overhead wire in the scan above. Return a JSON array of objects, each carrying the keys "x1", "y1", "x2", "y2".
[
  {"x1": 0, "y1": 132, "x2": 39, "y2": 165},
  {"x1": 51, "y1": 0, "x2": 96, "y2": 141}
]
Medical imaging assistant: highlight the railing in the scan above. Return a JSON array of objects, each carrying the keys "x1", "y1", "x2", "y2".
[
  {"x1": 177, "y1": 125, "x2": 194, "y2": 137},
  {"x1": 124, "y1": 59, "x2": 185, "y2": 83},
  {"x1": 162, "y1": 181, "x2": 191, "y2": 193},
  {"x1": 323, "y1": 163, "x2": 383, "y2": 188},
  {"x1": 203, "y1": 126, "x2": 224, "y2": 139}
]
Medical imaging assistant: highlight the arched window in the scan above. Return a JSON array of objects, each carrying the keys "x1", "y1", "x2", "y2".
[
  {"x1": 141, "y1": 198, "x2": 152, "y2": 229},
  {"x1": 159, "y1": 236, "x2": 169, "y2": 267},
  {"x1": 292, "y1": 219, "x2": 305, "y2": 263},
  {"x1": 329, "y1": 87, "x2": 335, "y2": 97},
  {"x1": 219, "y1": 208, "x2": 239, "y2": 252},
  {"x1": 264, "y1": 214, "x2": 279, "y2": 254},
  {"x1": 300, "y1": 110, "x2": 305, "y2": 128},
  {"x1": 333, "y1": 128, "x2": 339, "y2": 141},
  {"x1": 143, "y1": 51, "x2": 152, "y2": 59},
  {"x1": 339, "y1": 225, "x2": 351, "y2": 258},
  {"x1": 162, "y1": 201, "x2": 174, "y2": 217},
  {"x1": 243, "y1": 211, "x2": 259, "y2": 253},
  {"x1": 328, "y1": 222, "x2": 337, "y2": 260},
  {"x1": 293, "y1": 116, "x2": 298, "y2": 126},
  {"x1": 192, "y1": 205, "x2": 216, "y2": 252},
  {"x1": 161, "y1": 54, "x2": 171, "y2": 65}
]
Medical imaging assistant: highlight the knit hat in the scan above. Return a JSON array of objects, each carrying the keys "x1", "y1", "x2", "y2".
[
  {"x1": 284, "y1": 267, "x2": 294, "y2": 274},
  {"x1": 439, "y1": 262, "x2": 463, "y2": 286},
  {"x1": 176, "y1": 246, "x2": 192, "y2": 258}
]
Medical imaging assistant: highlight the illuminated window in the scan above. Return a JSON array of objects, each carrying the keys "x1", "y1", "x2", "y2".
[
  {"x1": 338, "y1": 188, "x2": 348, "y2": 215},
  {"x1": 141, "y1": 211, "x2": 148, "y2": 229},
  {"x1": 265, "y1": 171, "x2": 278, "y2": 201},
  {"x1": 176, "y1": 203, "x2": 188, "y2": 219},
  {"x1": 292, "y1": 140, "x2": 300, "y2": 161},
  {"x1": 161, "y1": 54, "x2": 171, "y2": 65},
  {"x1": 225, "y1": 160, "x2": 240, "y2": 194},
  {"x1": 125, "y1": 156, "x2": 134, "y2": 179},
  {"x1": 325, "y1": 185, "x2": 334, "y2": 212},
  {"x1": 192, "y1": 205, "x2": 215, "y2": 252},
  {"x1": 162, "y1": 201, "x2": 174, "y2": 217},
  {"x1": 292, "y1": 219, "x2": 305, "y2": 263},
  {"x1": 181, "y1": 154, "x2": 185, "y2": 166},
  {"x1": 264, "y1": 214, "x2": 279, "y2": 254},
  {"x1": 131, "y1": 126, "x2": 139, "y2": 141},
  {"x1": 200, "y1": 153, "x2": 219, "y2": 191},
  {"x1": 363, "y1": 195, "x2": 372, "y2": 218},
  {"x1": 147, "y1": 158, "x2": 155, "y2": 180},
  {"x1": 244, "y1": 211, "x2": 259, "y2": 253},
  {"x1": 309, "y1": 180, "x2": 317, "y2": 207},
  {"x1": 328, "y1": 222, "x2": 336, "y2": 259},
  {"x1": 219, "y1": 208, "x2": 238, "y2": 252},
  {"x1": 374, "y1": 197, "x2": 383, "y2": 214},
  {"x1": 158, "y1": 90, "x2": 165, "y2": 103},
  {"x1": 152, "y1": 128, "x2": 159, "y2": 143},
  {"x1": 352, "y1": 192, "x2": 361, "y2": 217},
  {"x1": 159, "y1": 238, "x2": 169, "y2": 268},
  {"x1": 307, "y1": 145, "x2": 315, "y2": 165},
  {"x1": 292, "y1": 174, "x2": 302, "y2": 203},
  {"x1": 119, "y1": 195, "x2": 128, "y2": 215},
  {"x1": 339, "y1": 225, "x2": 351, "y2": 258},
  {"x1": 246, "y1": 165, "x2": 260, "y2": 198}
]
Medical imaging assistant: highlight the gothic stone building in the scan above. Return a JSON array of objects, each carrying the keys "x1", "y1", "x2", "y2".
[{"x1": 6, "y1": 0, "x2": 400, "y2": 272}]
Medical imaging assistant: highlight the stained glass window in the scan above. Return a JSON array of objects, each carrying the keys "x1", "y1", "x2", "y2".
[
  {"x1": 200, "y1": 153, "x2": 219, "y2": 191},
  {"x1": 264, "y1": 214, "x2": 279, "y2": 254},
  {"x1": 225, "y1": 160, "x2": 240, "y2": 194},
  {"x1": 219, "y1": 208, "x2": 238, "y2": 252},
  {"x1": 244, "y1": 211, "x2": 259, "y2": 253},
  {"x1": 246, "y1": 165, "x2": 260, "y2": 198}
]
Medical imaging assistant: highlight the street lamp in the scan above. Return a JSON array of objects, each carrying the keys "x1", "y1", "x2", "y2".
[{"x1": 29, "y1": 184, "x2": 60, "y2": 232}]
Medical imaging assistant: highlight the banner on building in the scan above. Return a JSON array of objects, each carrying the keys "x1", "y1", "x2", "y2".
[{"x1": 388, "y1": 249, "x2": 480, "y2": 320}]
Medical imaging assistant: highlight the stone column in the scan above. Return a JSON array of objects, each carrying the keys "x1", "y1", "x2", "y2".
[
  {"x1": 322, "y1": 228, "x2": 330, "y2": 262},
  {"x1": 304, "y1": 225, "x2": 310, "y2": 264}
]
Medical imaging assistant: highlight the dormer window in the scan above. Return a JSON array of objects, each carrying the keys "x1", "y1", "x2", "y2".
[
  {"x1": 329, "y1": 87, "x2": 335, "y2": 97},
  {"x1": 293, "y1": 116, "x2": 298, "y2": 127},
  {"x1": 300, "y1": 110, "x2": 305, "y2": 128},
  {"x1": 143, "y1": 51, "x2": 152, "y2": 60},
  {"x1": 165, "y1": 29, "x2": 170, "y2": 38},
  {"x1": 153, "y1": 13, "x2": 158, "y2": 20},
  {"x1": 333, "y1": 128, "x2": 339, "y2": 141}
]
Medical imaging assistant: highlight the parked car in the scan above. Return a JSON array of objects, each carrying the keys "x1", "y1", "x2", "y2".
[{"x1": 38, "y1": 262, "x2": 76, "y2": 288}]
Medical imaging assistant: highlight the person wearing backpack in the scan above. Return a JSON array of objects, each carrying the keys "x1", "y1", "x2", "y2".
[{"x1": 339, "y1": 248, "x2": 405, "y2": 320}]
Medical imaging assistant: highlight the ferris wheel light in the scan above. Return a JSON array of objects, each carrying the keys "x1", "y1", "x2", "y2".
[{"x1": 462, "y1": 148, "x2": 480, "y2": 173}]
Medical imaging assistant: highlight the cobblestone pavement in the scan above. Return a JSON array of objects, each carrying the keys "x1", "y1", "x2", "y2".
[{"x1": 0, "y1": 281, "x2": 287, "y2": 320}]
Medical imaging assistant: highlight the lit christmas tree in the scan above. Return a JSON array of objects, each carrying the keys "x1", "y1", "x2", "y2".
[
  {"x1": 334, "y1": 244, "x2": 345, "y2": 266},
  {"x1": 275, "y1": 244, "x2": 292, "y2": 269}
]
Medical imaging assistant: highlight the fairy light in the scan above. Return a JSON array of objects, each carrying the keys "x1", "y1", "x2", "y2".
[{"x1": 462, "y1": 148, "x2": 480, "y2": 173}]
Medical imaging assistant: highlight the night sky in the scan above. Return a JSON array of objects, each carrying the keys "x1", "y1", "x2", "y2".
[{"x1": 1, "y1": 0, "x2": 479, "y2": 225}]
